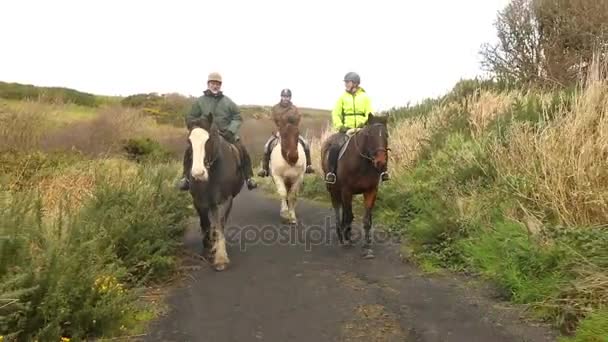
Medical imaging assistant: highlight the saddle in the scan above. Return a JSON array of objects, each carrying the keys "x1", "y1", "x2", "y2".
[
  {"x1": 219, "y1": 137, "x2": 241, "y2": 168},
  {"x1": 337, "y1": 128, "x2": 361, "y2": 161}
]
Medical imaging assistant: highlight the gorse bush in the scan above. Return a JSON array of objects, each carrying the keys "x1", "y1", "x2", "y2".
[
  {"x1": 0, "y1": 154, "x2": 190, "y2": 341},
  {"x1": 122, "y1": 137, "x2": 173, "y2": 163},
  {"x1": 121, "y1": 92, "x2": 194, "y2": 127}
]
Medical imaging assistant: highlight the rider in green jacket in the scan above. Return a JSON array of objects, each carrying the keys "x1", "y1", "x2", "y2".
[{"x1": 177, "y1": 72, "x2": 258, "y2": 191}]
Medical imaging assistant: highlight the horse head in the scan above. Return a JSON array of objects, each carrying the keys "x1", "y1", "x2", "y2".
[
  {"x1": 189, "y1": 115, "x2": 221, "y2": 182},
  {"x1": 359, "y1": 113, "x2": 390, "y2": 172},
  {"x1": 278, "y1": 115, "x2": 300, "y2": 165}
]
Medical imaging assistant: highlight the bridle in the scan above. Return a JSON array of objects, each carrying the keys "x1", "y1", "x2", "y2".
[{"x1": 353, "y1": 123, "x2": 391, "y2": 163}]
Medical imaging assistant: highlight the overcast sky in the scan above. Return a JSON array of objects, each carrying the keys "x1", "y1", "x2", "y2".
[{"x1": 1, "y1": 0, "x2": 509, "y2": 111}]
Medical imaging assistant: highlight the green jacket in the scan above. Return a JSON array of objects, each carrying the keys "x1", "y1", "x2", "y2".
[{"x1": 186, "y1": 90, "x2": 242, "y2": 140}]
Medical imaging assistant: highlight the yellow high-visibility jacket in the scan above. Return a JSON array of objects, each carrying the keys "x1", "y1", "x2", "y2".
[{"x1": 331, "y1": 87, "x2": 373, "y2": 130}]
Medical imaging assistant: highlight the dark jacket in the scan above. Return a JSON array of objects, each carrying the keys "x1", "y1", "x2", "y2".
[
  {"x1": 186, "y1": 90, "x2": 242, "y2": 141},
  {"x1": 270, "y1": 101, "x2": 300, "y2": 127}
]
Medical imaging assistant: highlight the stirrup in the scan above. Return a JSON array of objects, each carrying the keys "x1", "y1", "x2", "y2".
[
  {"x1": 380, "y1": 171, "x2": 390, "y2": 182},
  {"x1": 246, "y1": 178, "x2": 258, "y2": 190},
  {"x1": 325, "y1": 172, "x2": 336, "y2": 184}
]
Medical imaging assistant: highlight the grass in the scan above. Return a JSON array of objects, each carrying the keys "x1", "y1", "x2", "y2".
[{"x1": 286, "y1": 68, "x2": 608, "y2": 340}]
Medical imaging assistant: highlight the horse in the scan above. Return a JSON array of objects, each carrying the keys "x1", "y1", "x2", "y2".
[
  {"x1": 268, "y1": 116, "x2": 307, "y2": 224},
  {"x1": 188, "y1": 116, "x2": 244, "y2": 271},
  {"x1": 320, "y1": 114, "x2": 390, "y2": 259}
]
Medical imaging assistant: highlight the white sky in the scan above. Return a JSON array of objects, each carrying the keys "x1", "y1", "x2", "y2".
[{"x1": 0, "y1": 0, "x2": 509, "y2": 111}]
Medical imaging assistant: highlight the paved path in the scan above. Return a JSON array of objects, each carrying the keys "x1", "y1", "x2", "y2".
[{"x1": 145, "y1": 189, "x2": 556, "y2": 342}]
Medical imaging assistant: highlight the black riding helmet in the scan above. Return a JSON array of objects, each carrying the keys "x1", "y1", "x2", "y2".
[{"x1": 281, "y1": 88, "x2": 292, "y2": 97}]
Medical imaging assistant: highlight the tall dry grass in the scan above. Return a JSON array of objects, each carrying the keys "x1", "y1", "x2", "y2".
[
  {"x1": 491, "y1": 65, "x2": 608, "y2": 227},
  {"x1": 0, "y1": 101, "x2": 50, "y2": 151},
  {"x1": 0, "y1": 100, "x2": 186, "y2": 160}
]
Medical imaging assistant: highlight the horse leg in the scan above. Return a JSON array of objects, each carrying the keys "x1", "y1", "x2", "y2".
[
  {"x1": 329, "y1": 189, "x2": 343, "y2": 244},
  {"x1": 340, "y1": 190, "x2": 354, "y2": 246},
  {"x1": 362, "y1": 189, "x2": 378, "y2": 259},
  {"x1": 272, "y1": 174, "x2": 290, "y2": 223},
  {"x1": 195, "y1": 206, "x2": 212, "y2": 257},
  {"x1": 287, "y1": 176, "x2": 302, "y2": 224},
  {"x1": 209, "y1": 198, "x2": 232, "y2": 271}
]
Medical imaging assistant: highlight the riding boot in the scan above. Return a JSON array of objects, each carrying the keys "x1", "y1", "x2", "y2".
[
  {"x1": 257, "y1": 151, "x2": 270, "y2": 177},
  {"x1": 299, "y1": 135, "x2": 314, "y2": 174},
  {"x1": 236, "y1": 140, "x2": 257, "y2": 190},
  {"x1": 176, "y1": 145, "x2": 192, "y2": 191},
  {"x1": 325, "y1": 144, "x2": 339, "y2": 184},
  {"x1": 257, "y1": 135, "x2": 274, "y2": 177}
]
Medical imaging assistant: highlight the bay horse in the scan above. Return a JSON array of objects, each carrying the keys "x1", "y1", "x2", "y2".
[
  {"x1": 188, "y1": 116, "x2": 244, "y2": 271},
  {"x1": 268, "y1": 116, "x2": 306, "y2": 224},
  {"x1": 320, "y1": 114, "x2": 390, "y2": 259}
]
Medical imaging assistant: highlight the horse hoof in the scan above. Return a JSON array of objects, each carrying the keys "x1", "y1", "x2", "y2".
[
  {"x1": 214, "y1": 263, "x2": 228, "y2": 272},
  {"x1": 362, "y1": 249, "x2": 375, "y2": 259}
]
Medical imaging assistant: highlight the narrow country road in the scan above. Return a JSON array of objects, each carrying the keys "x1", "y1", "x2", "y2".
[{"x1": 144, "y1": 188, "x2": 557, "y2": 342}]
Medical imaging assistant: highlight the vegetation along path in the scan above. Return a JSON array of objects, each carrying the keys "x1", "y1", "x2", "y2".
[{"x1": 145, "y1": 189, "x2": 556, "y2": 342}]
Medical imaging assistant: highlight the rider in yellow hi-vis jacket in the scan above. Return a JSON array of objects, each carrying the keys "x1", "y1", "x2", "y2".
[{"x1": 325, "y1": 71, "x2": 390, "y2": 184}]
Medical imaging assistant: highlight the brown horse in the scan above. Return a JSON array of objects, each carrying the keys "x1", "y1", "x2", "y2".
[
  {"x1": 321, "y1": 114, "x2": 390, "y2": 259},
  {"x1": 188, "y1": 116, "x2": 244, "y2": 271}
]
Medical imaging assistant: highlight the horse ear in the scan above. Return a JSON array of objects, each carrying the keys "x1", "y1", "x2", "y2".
[
  {"x1": 375, "y1": 114, "x2": 388, "y2": 125},
  {"x1": 367, "y1": 113, "x2": 376, "y2": 125}
]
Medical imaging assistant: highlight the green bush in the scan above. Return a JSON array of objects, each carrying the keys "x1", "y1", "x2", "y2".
[
  {"x1": 0, "y1": 161, "x2": 190, "y2": 340},
  {"x1": 122, "y1": 137, "x2": 172, "y2": 163}
]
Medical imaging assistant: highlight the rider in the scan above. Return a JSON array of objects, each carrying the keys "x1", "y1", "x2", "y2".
[
  {"x1": 177, "y1": 72, "x2": 258, "y2": 191},
  {"x1": 257, "y1": 88, "x2": 314, "y2": 177},
  {"x1": 324, "y1": 71, "x2": 390, "y2": 184}
]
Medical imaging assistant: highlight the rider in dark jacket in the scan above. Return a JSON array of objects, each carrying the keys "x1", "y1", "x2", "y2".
[{"x1": 257, "y1": 88, "x2": 314, "y2": 177}]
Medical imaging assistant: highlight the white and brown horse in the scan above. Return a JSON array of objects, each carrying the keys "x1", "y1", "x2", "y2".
[{"x1": 268, "y1": 117, "x2": 306, "y2": 224}]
